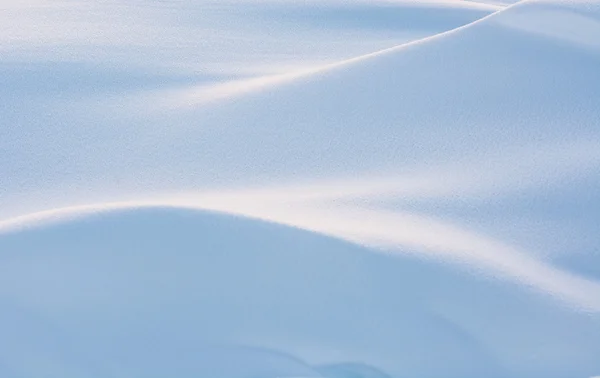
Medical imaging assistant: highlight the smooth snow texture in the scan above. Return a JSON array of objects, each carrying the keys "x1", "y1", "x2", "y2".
[
  {"x1": 1, "y1": 0, "x2": 600, "y2": 377},
  {"x1": 0, "y1": 0, "x2": 496, "y2": 75},
  {"x1": 1, "y1": 208, "x2": 600, "y2": 378}
]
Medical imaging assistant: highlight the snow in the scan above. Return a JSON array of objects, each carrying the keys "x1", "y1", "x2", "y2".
[
  {"x1": 1, "y1": 0, "x2": 600, "y2": 377},
  {"x1": 1, "y1": 208, "x2": 600, "y2": 377}
]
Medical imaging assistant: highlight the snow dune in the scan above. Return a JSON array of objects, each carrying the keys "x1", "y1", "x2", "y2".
[
  {"x1": 3, "y1": 0, "x2": 599, "y2": 212},
  {"x1": 2, "y1": 207, "x2": 600, "y2": 378},
  {"x1": 1, "y1": 0, "x2": 600, "y2": 377}
]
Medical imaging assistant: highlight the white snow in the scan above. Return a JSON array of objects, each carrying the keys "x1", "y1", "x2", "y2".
[
  {"x1": 2, "y1": 208, "x2": 600, "y2": 377},
  {"x1": 1, "y1": 0, "x2": 600, "y2": 377}
]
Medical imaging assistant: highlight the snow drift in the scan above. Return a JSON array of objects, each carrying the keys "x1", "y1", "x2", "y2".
[
  {"x1": 1, "y1": 0, "x2": 600, "y2": 377},
  {"x1": 1, "y1": 207, "x2": 600, "y2": 378}
]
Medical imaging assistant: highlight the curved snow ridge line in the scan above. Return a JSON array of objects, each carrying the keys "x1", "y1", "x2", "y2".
[
  {"x1": 0, "y1": 200, "x2": 162, "y2": 235},
  {"x1": 137, "y1": 1, "x2": 516, "y2": 110},
  {"x1": 191, "y1": 199, "x2": 600, "y2": 314},
  {"x1": 157, "y1": 0, "x2": 600, "y2": 110},
  {"x1": 166, "y1": 0, "x2": 600, "y2": 109},
  {"x1": 0, "y1": 0, "x2": 505, "y2": 83},
  {"x1": 2, "y1": 199, "x2": 600, "y2": 313}
]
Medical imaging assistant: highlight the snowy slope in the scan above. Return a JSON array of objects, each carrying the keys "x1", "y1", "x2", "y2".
[
  {"x1": 2, "y1": 0, "x2": 598, "y2": 210},
  {"x1": 1, "y1": 207, "x2": 600, "y2": 378},
  {"x1": 1, "y1": 0, "x2": 600, "y2": 377},
  {"x1": 0, "y1": 0, "x2": 503, "y2": 217},
  {"x1": 0, "y1": 0, "x2": 497, "y2": 77},
  {"x1": 3, "y1": 0, "x2": 592, "y2": 285}
]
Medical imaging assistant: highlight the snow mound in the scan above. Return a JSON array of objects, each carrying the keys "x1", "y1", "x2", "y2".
[
  {"x1": 1, "y1": 207, "x2": 600, "y2": 378},
  {"x1": 1, "y1": 1, "x2": 600, "y2": 377},
  {"x1": 3, "y1": 0, "x2": 599, "y2": 219}
]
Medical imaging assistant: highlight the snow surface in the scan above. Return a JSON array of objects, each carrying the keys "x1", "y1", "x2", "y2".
[{"x1": 1, "y1": 0, "x2": 600, "y2": 377}]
